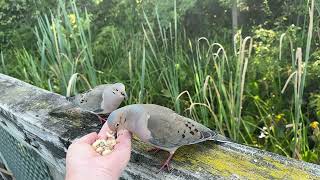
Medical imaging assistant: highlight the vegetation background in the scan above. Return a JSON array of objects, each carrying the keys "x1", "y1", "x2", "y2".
[{"x1": 0, "y1": 0, "x2": 319, "y2": 164}]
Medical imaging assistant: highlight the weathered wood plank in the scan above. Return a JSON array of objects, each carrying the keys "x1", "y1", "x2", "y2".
[{"x1": 0, "y1": 73, "x2": 319, "y2": 180}]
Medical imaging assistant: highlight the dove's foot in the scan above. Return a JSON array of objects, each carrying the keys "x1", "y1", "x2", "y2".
[
  {"x1": 98, "y1": 116, "x2": 106, "y2": 124},
  {"x1": 158, "y1": 153, "x2": 174, "y2": 173},
  {"x1": 147, "y1": 147, "x2": 161, "y2": 153}
]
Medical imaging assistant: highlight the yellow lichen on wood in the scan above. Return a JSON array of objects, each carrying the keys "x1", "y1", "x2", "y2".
[
  {"x1": 174, "y1": 144, "x2": 271, "y2": 179},
  {"x1": 175, "y1": 145, "x2": 314, "y2": 179},
  {"x1": 132, "y1": 138, "x2": 318, "y2": 179},
  {"x1": 265, "y1": 157, "x2": 315, "y2": 180}
]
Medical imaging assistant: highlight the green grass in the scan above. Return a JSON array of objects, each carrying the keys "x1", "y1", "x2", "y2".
[
  {"x1": 33, "y1": 0, "x2": 97, "y2": 94},
  {"x1": 0, "y1": 0, "x2": 319, "y2": 164}
]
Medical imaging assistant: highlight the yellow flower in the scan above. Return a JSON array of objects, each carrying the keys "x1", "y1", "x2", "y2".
[
  {"x1": 68, "y1": 14, "x2": 76, "y2": 25},
  {"x1": 253, "y1": 95, "x2": 259, "y2": 100},
  {"x1": 275, "y1": 113, "x2": 285, "y2": 122},
  {"x1": 310, "y1": 121, "x2": 319, "y2": 129},
  {"x1": 93, "y1": 0, "x2": 103, "y2": 5}
]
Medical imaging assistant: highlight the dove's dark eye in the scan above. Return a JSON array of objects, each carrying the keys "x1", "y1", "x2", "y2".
[
  {"x1": 116, "y1": 123, "x2": 119, "y2": 127},
  {"x1": 121, "y1": 92, "x2": 125, "y2": 96},
  {"x1": 115, "y1": 89, "x2": 119, "y2": 91}
]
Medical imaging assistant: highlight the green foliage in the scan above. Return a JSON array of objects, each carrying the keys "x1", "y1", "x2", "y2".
[
  {"x1": 0, "y1": 0, "x2": 30, "y2": 48},
  {"x1": 0, "y1": 0, "x2": 56, "y2": 49},
  {"x1": 14, "y1": 0, "x2": 97, "y2": 94},
  {"x1": 92, "y1": 26, "x2": 124, "y2": 68},
  {"x1": 309, "y1": 94, "x2": 320, "y2": 119}
]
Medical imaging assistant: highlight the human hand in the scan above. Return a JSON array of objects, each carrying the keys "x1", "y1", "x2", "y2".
[{"x1": 65, "y1": 124, "x2": 132, "y2": 180}]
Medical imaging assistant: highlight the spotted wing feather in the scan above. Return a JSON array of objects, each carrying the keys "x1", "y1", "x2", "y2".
[
  {"x1": 71, "y1": 84, "x2": 109, "y2": 113},
  {"x1": 145, "y1": 106, "x2": 225, "y2": 149}
]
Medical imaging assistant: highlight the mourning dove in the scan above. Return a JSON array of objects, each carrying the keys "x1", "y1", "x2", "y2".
[
  {"x1": 106, "y1": 104, "x2": 228, "y2": 171},
  {"x1": 50, "y1": 83, "x2": 127, "y2": 123}
]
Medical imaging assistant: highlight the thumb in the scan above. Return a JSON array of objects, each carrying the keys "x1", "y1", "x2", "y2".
[{"x1": 102, "y1": 129, "x2": 132, "y2": 166}]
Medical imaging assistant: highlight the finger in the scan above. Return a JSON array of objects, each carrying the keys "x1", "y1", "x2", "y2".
[
  {"x1": 98, "y1": 122, "x2": 112, "y2": 139},
  {"x1": 114, "y1": 129, "x2": 132, "y2": 151},
  {"x1": 102, "y1": 129, "x2": 132, "y2": 163},
  {"x1": 75, "y1": 132, "x2": 98, "y2": 144}
]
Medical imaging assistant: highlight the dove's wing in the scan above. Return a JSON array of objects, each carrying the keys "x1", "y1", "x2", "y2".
[
  {"x1": 72, "y1": 84, "x2": 109, "y2": 113},
  {"x1": 142, "y1": 104, "x2": 226, "y2": 150},
  {"x1": 146, "y1": 114, "x2": 215, "y2": 149}
]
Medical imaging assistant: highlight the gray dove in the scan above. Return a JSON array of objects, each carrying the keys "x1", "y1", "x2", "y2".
[
  {"x1": 106, "y1": 104, "x2": 228, "y2": 171},
  {"x1": 51, "y1": 83, "x2": 127, "y2": 123}
]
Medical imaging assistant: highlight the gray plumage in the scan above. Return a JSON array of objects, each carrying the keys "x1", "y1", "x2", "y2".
[
  {"x1": 50, "y1": 83, "x2": 127, "y2": 118},
  {"x1": 107, "y1": 104, "x2": 228, "y2": 153}
]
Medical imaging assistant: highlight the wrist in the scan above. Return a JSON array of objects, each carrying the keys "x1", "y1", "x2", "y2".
[{"x1": 65, "y1": 167, "x2": 118, "y2": 180}]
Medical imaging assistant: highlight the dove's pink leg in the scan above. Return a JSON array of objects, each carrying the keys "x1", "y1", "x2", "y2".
[
  {"x1": 158, "y1": 152, "x2": 174, "y2": 172},
  {"x1": 98, "y1": 116, "x2": 106, "y2": 124},
  {"x1": 147, "y1": 147, "x2": 161, "y2": 153}
]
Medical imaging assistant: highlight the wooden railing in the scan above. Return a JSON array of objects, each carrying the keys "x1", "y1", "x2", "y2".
[{"x1": 0, "y1": 73, "x2": 319, "y2": 180}]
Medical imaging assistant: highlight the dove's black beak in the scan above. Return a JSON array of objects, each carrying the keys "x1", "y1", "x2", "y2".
[
  {"x1": 124, "y1": 92, "x2": 128, "y2": 100},
  {"x1": 121, "y1": 91, "x2": 128, "y2": 100}
]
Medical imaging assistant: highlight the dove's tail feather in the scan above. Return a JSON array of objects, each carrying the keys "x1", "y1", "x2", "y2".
[
  {"x1": 212, "y1": 133, "x2": 230, "y2": 143},
  {"x1": 66, "y1": 96, "x2": 75, "y2": 101},
  {"x1": 205, "y1": 130, "x2": 230, "y2": 143},
  {"x1": 49, "y1": 107, "x2": 72, "y2": 118},
  {"x1": 49, "y1": 105, "x2": 100, "y2": 121},
  {"x1": 48, "y1": 104, "x2": 84, "y2": 118},
  {"x1": 49, "y1": 104, "x2": 77, "y2": 115}
]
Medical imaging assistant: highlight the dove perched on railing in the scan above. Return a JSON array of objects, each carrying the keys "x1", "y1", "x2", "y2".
[
  {"x1": 106, "y1": 104, "x2": 229, "y2": 171},
  {"x1": 50, "y1": 83, "x2": 127, "y2": 123}
]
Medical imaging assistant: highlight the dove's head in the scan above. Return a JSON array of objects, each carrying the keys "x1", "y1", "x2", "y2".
[
  {"x1": 110, "y1": 83, "x2": 128, "y2": 100},
  {"x1": 107, "y1": 108, "x2": 127, "y2": 132}
]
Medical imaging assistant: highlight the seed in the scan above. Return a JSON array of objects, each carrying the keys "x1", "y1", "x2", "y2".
[
  {"x1": 91, "y1": 132, "x2": 116, "y2": 155},
  {"x1": 92, "y1": 139, "x2": 102, "y2": 149},
  {"x1": 106, "y1": 131, "x2": 114, "y2": 138},
  {"x1": 92, "y1": 145, "x2": 98, "y2": 150},
  {"x1": 106, "y1": 139, "x2": 116, "y2": 147},
  {"x1": 101, "y1": 140, "x2": 108, "y2": 146},
  {"x1": 102, "y1": 149, "x2": 112, "y2": 156},
  {"x1": 96, "y1": 147, "x2": 104, "y2": 153}
]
